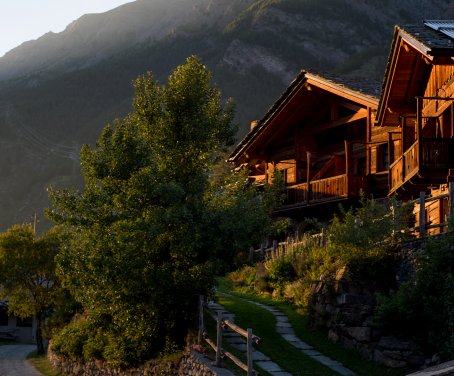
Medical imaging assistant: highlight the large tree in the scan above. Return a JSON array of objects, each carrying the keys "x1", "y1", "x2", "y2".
[
  {"x1": 47, "y1": 56, "x2": 281, "y2": 365},
  {"x1": 0, "y1": 224, "x2": 64, "y2": 354}
]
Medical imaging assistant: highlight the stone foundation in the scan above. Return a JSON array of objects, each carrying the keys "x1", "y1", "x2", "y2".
[
  {"x1": 48, "y1": 346, "x2": 225, "y2": 376},
  {"x1": 311, "y1": 265, "x2": 426, "y2": 369}
]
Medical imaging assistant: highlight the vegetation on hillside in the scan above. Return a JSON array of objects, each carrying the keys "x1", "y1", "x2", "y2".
[{"x1": 228, "y1": 197, "x2": 454, "y2": 361}]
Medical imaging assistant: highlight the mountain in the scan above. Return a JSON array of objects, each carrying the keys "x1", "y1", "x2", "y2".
[{"x1": 0, "y1": 0, "x2": 452, "y2": 231}]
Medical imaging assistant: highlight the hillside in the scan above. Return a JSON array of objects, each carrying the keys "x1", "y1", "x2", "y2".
[{"x1": 0, "y1": 0, "x2": 452, "y2": 230}]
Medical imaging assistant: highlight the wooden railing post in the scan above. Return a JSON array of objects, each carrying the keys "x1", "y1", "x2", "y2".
[
  {"x1": 417, "y1": 97, "x2": 423, "y2": 167},
  {"x1": 247, "y1": 328, "x2": 253, "y2": 376},
  {"x1": 344, "y1": 140, "x2": 350, "y2": 193},
  {"x1": 306, "y1": 151, "x2": 311, "y2": 204},
  {"x1": 216, "y1": 311, "x2": 223, "y2": 367},
  {"x1": 449, "y1": 180, "x2": 454, "y2": 225},
  {"x1": 420, "y1": 191, "x2": 426, "y2": 238}
]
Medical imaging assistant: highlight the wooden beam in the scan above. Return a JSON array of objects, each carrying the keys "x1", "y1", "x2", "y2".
[
  {"x1": 338, "y1": 100, "x2": 363, "y2": 112},
  {"x1": 345, "y1": 141, "x2": 350, "y2": 193},
  {"x1": 308, "y1": 108, "x2": 367, "y2": 135},
  {"x1": 419, "y1": 191, "x2": 426, "y2": 238},
  {"x1": 306, "y1": 151, "x2": 311, "y2": 204}
]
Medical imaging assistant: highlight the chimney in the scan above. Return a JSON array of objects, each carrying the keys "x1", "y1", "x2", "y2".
[{"x1": 250, "y1": 120, "x2": 259, "y2": 131}]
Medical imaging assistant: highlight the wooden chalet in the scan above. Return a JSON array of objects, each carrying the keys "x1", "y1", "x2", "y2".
[
  {"x1": 228, "y1": 71, "x2": 379, "y2": 218},
  {"x1": 377, "y1": 21, "x2": 454, "y2": 199}
]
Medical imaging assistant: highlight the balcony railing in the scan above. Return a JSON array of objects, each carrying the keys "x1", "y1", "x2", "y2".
[
  {"x1": 284, "y1": 174, "x2": 366, "y2": 208},
  {"x1": 389, "y1": 138, "x2": 454, "y2": 193}
]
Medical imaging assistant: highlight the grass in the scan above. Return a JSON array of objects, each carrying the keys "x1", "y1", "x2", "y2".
[
  {"x1": 209, "y1": 291, "x2": 339, "y2": 375},
  {"x1": 217, "y1": 278, "x2": 406, "y2": 376},
  {"x1": 27, "y1": 351, "x2": 65, "y2": 376}
]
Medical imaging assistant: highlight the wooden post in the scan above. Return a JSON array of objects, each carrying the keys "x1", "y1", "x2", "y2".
[
  {"x1": 391, "y1": 200, "x2": 398, "y2": 237},
  {"x1": 449, "y1": 180, "x2": 454, "y2": 226},
  {"x1": 417, "y1": 97, "x2": 423, "y2": 166},
  {"x1": 306, "y1": 151, "x2": 311, "y2": 204},
  {"x1": 344, "y1": 140, "x2": 350, "y2": 193},
  {"x1": 420, "y1": 191, "x2": 426, "y2": 238},
  {"x1": 216, "y1": 311, "x2": 223, "y2": 367},
  {"x1": 248, "y1": 247, "x2": 254, "y2": 263},
  {"x1": 198, "y1": 296, "x2": 205, "y2": 344},
  {"x1": 451, "y1": 103, "x2": 453, "y2": 138},
  {"x1": 247, "y1": 328, "x2": 253, "y2": 376}
]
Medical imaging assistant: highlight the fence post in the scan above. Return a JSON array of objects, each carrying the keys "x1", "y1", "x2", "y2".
[
  {"x1": 216, "y1": 311, "x2": 223, "y2": 367},
  {"x1": 420, "y1": 191, "x2": 426, "y2": 238},
  {"x1": 391, "y1": 200, "x2": 398, "y2": 237},
  {"x1": 198, "y1": 295, "x2": 204, "y2": 344},
  {"x1": 247, "y1": 328, "x2": 253, "y2": 376},
  {"x1": 449, "y1": 181, "x2": 454, "y2": 224},
  {"x1": 248, "y1": 247, "x2": 254, "y2": 263}
]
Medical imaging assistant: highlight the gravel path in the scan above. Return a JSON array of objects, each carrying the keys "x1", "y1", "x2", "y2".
[{"x1": 0, "y1": 345, "x2": 42, "y2": 376}]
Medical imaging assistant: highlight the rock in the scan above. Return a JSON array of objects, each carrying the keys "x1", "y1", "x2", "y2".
[
  {"x1": 328, "y1": 329, "x2": 339, "y2": 342},
  {"x1": 373, "y1": 349, "x2": 406, "y2": 368},
  {"x1": 346, "y1": 327, "x2": 371, "y2": 342},
  {"x1": 406, "y1": 353, "x2": 425, "y2": 367},
  {"x1": 431, "y1": 353, "x2": 441, "y2": 364},
  {"x1": 378, "y1": 336, "x2": 417, "y2": 351},
  {"x1": 336, "y1": 293, "x2": 374, "y2": 306}
]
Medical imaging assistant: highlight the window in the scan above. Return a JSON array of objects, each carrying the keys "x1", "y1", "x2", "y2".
[{"x1": 0, "y1": 307, "x2": 8, "y2": 326}]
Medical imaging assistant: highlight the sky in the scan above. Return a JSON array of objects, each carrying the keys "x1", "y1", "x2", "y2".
[{"x1": 0, "y1": 0, "x2": 134, "y2": 57}]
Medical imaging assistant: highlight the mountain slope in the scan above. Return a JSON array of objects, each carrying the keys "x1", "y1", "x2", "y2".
[{"x1": 0, "y1": 0, "x2": 452, "y2": 230}]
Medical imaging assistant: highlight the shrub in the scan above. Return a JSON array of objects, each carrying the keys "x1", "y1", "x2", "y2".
[
  {"x1": 375, "y1": 231, "x2": 454, "y2": 358},
  {"x1": 51, "y1": 316, "x2": 91, "y2": 359},
  {"x1": 265, "y1": 256, "x2": 296, "y2": 292}
]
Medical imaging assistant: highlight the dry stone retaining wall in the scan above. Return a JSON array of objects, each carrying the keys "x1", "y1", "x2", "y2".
[{"x1": 48, "y1": 347, "x2": 224, "y2": 376}]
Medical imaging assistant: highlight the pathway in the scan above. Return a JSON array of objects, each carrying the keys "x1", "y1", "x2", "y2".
[
  {"x1": 212, "y1": 294, "x2": 356, "y2": 376},
  {"x1": 208, "y1": 301, "x2": 292, "y2": 375},
  {"x1": 0, "y1": 344, "x2": 42, "y2": 376}
]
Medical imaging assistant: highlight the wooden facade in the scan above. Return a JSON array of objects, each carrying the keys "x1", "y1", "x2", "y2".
[
  {"x1": 230, "y1": 21, "x2": 454, "y2": 225},
  {"x1": 228, "y1": 72, "x2": 378, "y2": 216},
  {"x1": 377, "y1": 22, "x2": 454, "y2": 199}
]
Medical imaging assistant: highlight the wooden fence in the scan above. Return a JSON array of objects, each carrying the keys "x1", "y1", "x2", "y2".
[
  {"x1": 250, "y1": 182, "x2": 454, "y2": 259},
  {"x1": 405, "y1": 181, "x2": 454, "y2": 238},
  {"x1": 198, "y1": 296, "x2": 261, "y2": 375}
]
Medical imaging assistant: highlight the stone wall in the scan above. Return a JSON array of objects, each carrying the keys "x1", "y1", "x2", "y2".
[
  {"x1": 310, "y1": 260, "x2": 426, "y2": 369},
  {"x1": 48, "y1": 346, "x2": 224, "y2": 376}
]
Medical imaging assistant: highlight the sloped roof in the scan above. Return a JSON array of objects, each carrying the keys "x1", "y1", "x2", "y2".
[
  {"x1": 228, "y1": 70, "x2": 379, "y2": 162},
  {"x1": 377, "y1": 21, "x2": 454, "y2": 125}
]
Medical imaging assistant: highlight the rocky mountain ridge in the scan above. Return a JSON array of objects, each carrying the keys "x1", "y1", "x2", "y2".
[{"x1": 0, "y1": 0, "x2": 453, "y2": 230}]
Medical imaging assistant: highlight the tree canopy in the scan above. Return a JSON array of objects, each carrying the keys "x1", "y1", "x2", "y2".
[
  {"x1": 0, "y1": 224, "x2": 64, "y2": 354},
  {"x1": 47, "y1": 56, "x2": 281, "y2": 365}
]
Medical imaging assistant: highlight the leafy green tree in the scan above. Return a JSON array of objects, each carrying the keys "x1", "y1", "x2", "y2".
[
  {"x1": 0, "y1": 224, "x2": 64, "y2": 354},
  {"x1": 46, "y1": 57, "x2": 280, "y2": 365}
]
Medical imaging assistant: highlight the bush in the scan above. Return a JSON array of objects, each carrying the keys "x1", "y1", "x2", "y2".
[
  {"x1": 375, "y1": 231, "x2": 454, "y2": 358},
  {"x1": 51, "y1": 317, "x2": 91, "y2": 359},
  {"x1": 346, "y1": 251, "x2": 399, "y2": 294}
]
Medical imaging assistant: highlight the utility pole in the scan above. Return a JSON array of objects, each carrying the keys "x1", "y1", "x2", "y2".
[{"x1": 32, "y1": 212, "x2": 38, "y2": 235}]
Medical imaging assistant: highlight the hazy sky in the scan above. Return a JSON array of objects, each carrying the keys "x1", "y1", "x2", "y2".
[{"x1": 0, "y1": 1, "x2": 134, "y2": 57}]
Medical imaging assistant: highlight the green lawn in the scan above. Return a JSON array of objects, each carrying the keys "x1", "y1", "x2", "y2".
[
  {"x1": 216, "y1": 278, "x2": 405, "y2": 376},
  {"x1": 208, "y1": 292, "x2": 338, "y2": 375},
  {"x1": 27, "y1": 351, "x2": 65, "y2": 376}
]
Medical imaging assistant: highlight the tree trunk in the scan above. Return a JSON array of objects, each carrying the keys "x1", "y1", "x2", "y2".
[{"x1": 36, "y1": 313, "x2": 45, "y2": 355}]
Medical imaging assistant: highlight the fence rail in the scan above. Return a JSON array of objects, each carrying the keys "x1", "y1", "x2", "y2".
[{"x1": 199, "y1": 296, "x2": 260, "y2": 375}]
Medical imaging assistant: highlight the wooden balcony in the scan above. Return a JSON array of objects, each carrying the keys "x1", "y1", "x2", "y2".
[
  {"x1": 282, "y1": 173, "x2": 367, "y2": 209},
  {"x1": 389, "y1": 138, "x2": 454, "y2": 194}
]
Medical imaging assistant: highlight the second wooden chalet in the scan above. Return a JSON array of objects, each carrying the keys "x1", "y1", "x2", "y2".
[
  {"x1": 377, "y1": 20, "x2": 454, "y2": 198},
  {"x1": 228, "y1": 71, "x2": 380, "y2": 218},
  {"x1": 376, "y1": 21, "x2": 454, "y2": 235}
]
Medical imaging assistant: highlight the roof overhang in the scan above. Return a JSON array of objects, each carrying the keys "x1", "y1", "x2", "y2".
[{"x1": 228, "y1": 71, "x2": 378, "y2": 164}]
